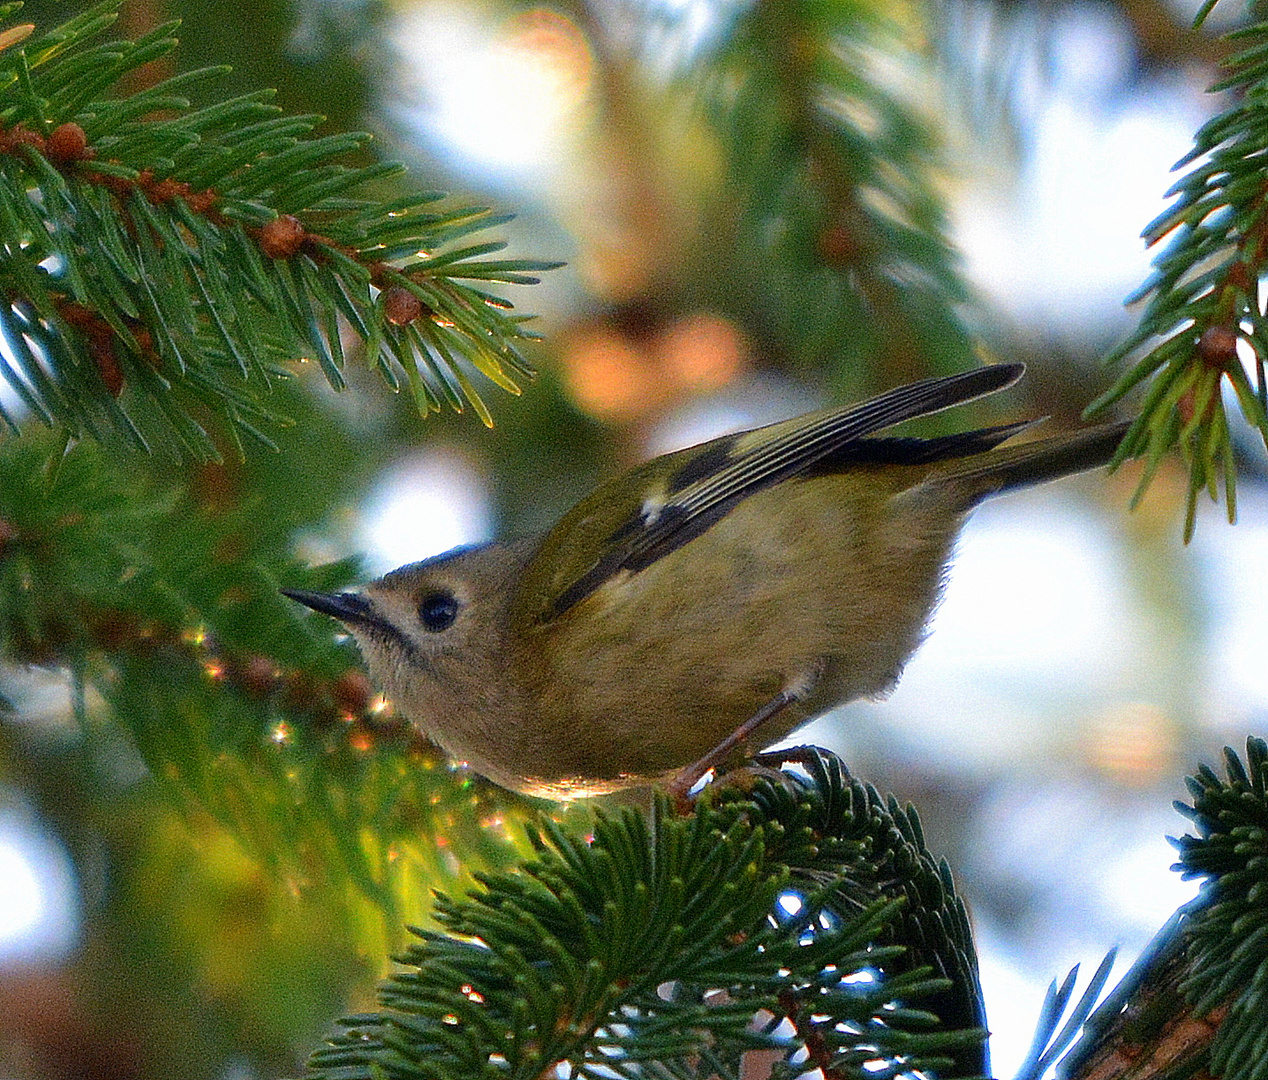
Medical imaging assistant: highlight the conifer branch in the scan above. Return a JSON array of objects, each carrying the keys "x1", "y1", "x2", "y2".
[
  {"x1": 0, "y1": 420, "x2": 526, "y2": 958},
  {"x1": 307, "y1": 751, "x2": 990, "y2": 1080},
  {"x1": 1087, "y1": 13, "x2": 1268, "y2": 539},
  {"x1": 1058, "y1": 737, "x2": 1268, "y2": 1080},
  {"x1": 688, "y1": 0, "x2": 976, "y2": 383},
  {"x1": 0, "y1": 2, "x2": 559, "y2": 458}
]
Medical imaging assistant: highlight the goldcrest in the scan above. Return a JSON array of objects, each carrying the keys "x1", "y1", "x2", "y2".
[{"x1": 285, "y1": 364, "x2": 1126, "y2": 799}]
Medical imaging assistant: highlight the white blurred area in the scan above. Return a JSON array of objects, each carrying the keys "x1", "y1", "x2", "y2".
[
  {"x1": 950, "y1": 2, "x2": 1213, "y2": 344},
  {"x1": 0, "y1": 675, "x2": 85, "y2": 983},
  {"x1": 386, "y1": 1, "x2": 596, "y2": 193},
  {"x1": 357, "y1": 449, "x2": 493, "y2": 574},
  {"x1": 0, "y1": 794, "x2": 79, "y2": 965}
]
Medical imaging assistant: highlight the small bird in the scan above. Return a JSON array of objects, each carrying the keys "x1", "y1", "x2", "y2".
[{"x1": 284, "y1": 364, "x2": 1126, "y2": 800}]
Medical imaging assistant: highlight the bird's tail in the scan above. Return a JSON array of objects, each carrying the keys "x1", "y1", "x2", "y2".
[{"x1": 940, "y1": 420, "x2": 1130, "y2": 503}]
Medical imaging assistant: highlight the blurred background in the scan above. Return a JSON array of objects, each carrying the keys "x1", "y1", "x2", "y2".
[{"x1": 1, "y1": 0, "x2": 1266, "y2": 1077}]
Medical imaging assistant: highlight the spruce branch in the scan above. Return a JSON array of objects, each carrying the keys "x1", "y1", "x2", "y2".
[
  {"x1": 691, "y1": 0, "x2": 976, "y2": 384},
  {"x1": 0, "y1": 1, "x2": 559, "y2": 458},
  {"x1": 1012, "y1": 951, "x2": 1119, "y2": 1080},
  {"x1": 1058, "y1": 737, "x2": 1268, "y2": 1080},
  {"x1": 0, "y1": 421, "x2": 527, "y2": 958},
  {"x1": 1087, "y1": 12, "x2": 1268, "y2": 539},
  {"x1": 306, "y1": 750, "x2": 989, "y2": 1080}
]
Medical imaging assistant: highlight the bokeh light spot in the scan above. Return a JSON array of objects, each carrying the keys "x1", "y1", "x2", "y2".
[
  {"x1": 390, "y1": 3, "x2": 594, "y2": 183},
  {"x1": 0, "y1": 805, "x2": 79, "y2": 963},
  {"x1": 360, "y1": 449, "x2": 492, "y2": 573}
]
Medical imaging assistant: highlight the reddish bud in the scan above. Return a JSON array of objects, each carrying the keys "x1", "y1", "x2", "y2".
[
  {"x1": 239, "y1": 655, "x2": 280, "y2": 697},
  {"x1": 1227, "y1": 261, "x2": 1254, "y2": 295},
  {"x1": 45, "y1": 122, "x2": 89, "y2": 164},
  {"x1": 10, "y1": 123, "x2": 45, "y2": 152},
  {"x1": 130, "y1": 325, "x2": 155, "y2": 362},
  {"x1": 333, "y1": 669, "x2": 373, "y2": 715},
  {"x1": 59, "y1": 302, "x2": 96, "y2": 328},
  {"x1": 260, "y1": 214, "x2": 305, "y2": 259},
  {"x1": 1197, "y1": 325, "x2": 1239, "y2": 368},
  {"x1": 94, "y1": 347, "x2": 124, "y2": 397},
  {"x1": 185, "y1": 189, "x2": 218, "y2": 214},
  {"x1": 146, "y1": 177, "x2": 187, "y2": 204},
  {"x1": 817, "y1": 224, "x2": 859, "y2": 265},
  {"x1": 384, "y1": 285, "x2": 424, "y2": 326},
  {"x1": 347, "y1": 721, "x2": 376, "y2": 753}
]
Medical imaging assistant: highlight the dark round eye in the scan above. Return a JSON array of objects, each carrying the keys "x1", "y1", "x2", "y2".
[{"x1": 418, "y1": 590, "x2": 459, "y2": 632}]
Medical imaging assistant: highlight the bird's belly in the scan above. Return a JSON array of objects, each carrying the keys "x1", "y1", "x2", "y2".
[{"x1": 517, "y1": 480, "x2": 962, "y2": 786}]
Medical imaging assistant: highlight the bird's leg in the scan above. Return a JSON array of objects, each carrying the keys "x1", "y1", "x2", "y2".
[{"x1": 667, "y1": 685, "x2": 803, "y2": 808}]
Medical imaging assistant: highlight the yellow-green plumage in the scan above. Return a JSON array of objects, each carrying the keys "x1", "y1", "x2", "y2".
[{"x1": 284, "y1": 364, "x2": 1127, "y2": 798}]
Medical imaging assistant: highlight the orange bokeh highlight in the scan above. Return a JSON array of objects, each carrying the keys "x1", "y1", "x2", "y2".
[{"x1": 560, "y1": 311, "x2": 749, "y2": 422}]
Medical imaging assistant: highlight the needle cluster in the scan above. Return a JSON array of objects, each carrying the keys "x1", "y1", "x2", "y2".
[{"x1": 0, "y1": 1, "x2": 557, "y2": 457}]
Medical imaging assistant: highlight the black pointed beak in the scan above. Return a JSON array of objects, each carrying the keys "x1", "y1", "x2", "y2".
[{"x1": 281, "y1": 588, "x2": 375, "y2": 627}]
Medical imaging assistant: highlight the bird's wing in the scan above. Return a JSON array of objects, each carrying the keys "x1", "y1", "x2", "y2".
[{"x1": 541, "y1": 364, "x2": 1027, "y2": 619}]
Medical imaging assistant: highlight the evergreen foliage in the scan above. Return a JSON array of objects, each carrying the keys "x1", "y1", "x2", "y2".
[
  {"x1": 1089, "y1": 11, "x2": 1268, "y2": 538},
  {"x1": 0, "y1": 1, "x2": 557, "y2": 458},
  {"x1": 307, "y1": 750, "x2": 989, "y2": 1080},
  {"x1": 689, "y1": 0, "x2": 976, "y2": 385},
  {"x1": 1013, "y1": 950, "x2": 1118, "y2": 1080},
  {"x1": 1172, "y1": 737, "x2": 1268, "y2": 1080},
  {"x1": 1056, "y1": 738, "x2": 1268, "y2": 1080},
  {"x1": 0, "y1": 409, "x2": 529, "y2": 962}
]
